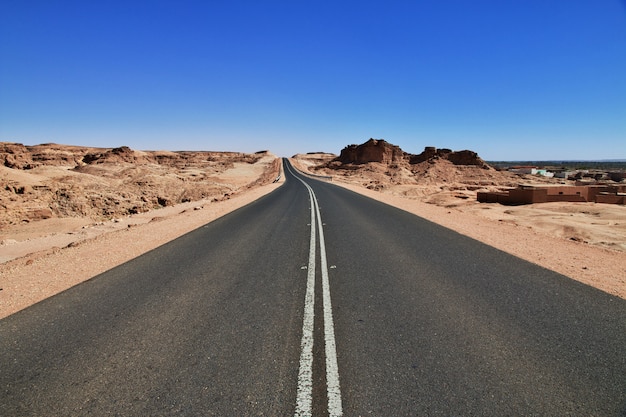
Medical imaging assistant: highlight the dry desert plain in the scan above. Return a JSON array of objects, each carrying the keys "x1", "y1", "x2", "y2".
[{"x1": 1, "y1": 142, "x2": 625, "y2": 319}]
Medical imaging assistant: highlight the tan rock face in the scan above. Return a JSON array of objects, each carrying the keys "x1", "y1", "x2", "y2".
[
  {"x1": 316, "y1": 140, "x2": 510, "y2": 195},
  {"x1": 334, "y1": 139, "x2": 489, "y2": 169},
  {"x1": 336, "y1": 139, "x2": 406, "y2": 164},
  {"x1": 1, "y1": 142, "x2": 97, "y2": 169},
  {"x1": 409, "y1": 147, "x2": 489, "y2": 168},
  {"x1": 0, "y1": 143, "x2": 279, "y2": 228},
  {"x1": 1, "y1": 143, "x2": 32, "y2": 169}
]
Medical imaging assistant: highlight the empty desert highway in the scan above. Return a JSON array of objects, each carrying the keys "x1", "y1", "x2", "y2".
[{"x1": 1, "y1": 159, "x2": 625, "y2": 416}]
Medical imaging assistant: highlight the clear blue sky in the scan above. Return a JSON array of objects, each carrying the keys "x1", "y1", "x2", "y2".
[{"x1": 1, "y1": 1, "x2": 625, "y2": 160}]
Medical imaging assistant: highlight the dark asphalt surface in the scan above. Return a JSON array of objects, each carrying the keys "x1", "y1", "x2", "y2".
[{"x1": 1, "y1": 159, "x2": 625, "y2": 416}]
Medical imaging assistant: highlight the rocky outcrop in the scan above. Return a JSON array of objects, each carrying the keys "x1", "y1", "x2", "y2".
[
  {"x1": 337, "y1": 139, "x2": 406, "y2": 164},
  {"x1": 0, "y1": 143, "x2": 265, "y2": 171},
  {"x1": 2, "y1": 143, "x2": 95, "y2": 169},
  {"x1": 81, "y1": 146, "x2": 153, "y2": 165},
  {"x1": 333, "y1": 140, "x2": 490, "y2": 169},
  {"x1": 1, "y1": 142, "x2": 279, "y2": 227},
  {"x1": 1, "y1": 143, "x2": 33, "y2": 169},
  {"x1": 296, "y1": 144, "x2": 518, "y2": 205},
  {"x1": 409, "y1": 147, "x2": 489, "y2": 168}
]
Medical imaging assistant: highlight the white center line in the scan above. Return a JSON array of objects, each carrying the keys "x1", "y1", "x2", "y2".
[
  {"x1": 290, "y1": 163, "x2": 343, "y2": 417},
  {"x1": 313, "y1": 185, "x2": 343, "y2": 417},
  {"x1": 294, "y1": 176, "x2": 317, "y2": 417}
]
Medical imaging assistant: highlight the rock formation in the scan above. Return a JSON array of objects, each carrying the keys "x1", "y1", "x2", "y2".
[
  {"x1": 301, "y1": 139, "x2": 519, "y2": 199},
  {"x1": 1, "y1": 143, "x2": 279, "y2": 227},
  {"x1": 333, "y1": 139, "x2": 490, "y2": 168},
  {"x1": 409, "y1": 146, "x2": 489, "y2": 168},
  {"x1": 336, "y1": 139, "x2": 407, "y2": 164}
]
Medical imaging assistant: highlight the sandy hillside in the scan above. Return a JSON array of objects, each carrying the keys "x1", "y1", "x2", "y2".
[
  {"x1": 1, "y1": 143, "x2": 281, "y2": 255},
  {"x1": 1, "y1": 143, "x2": 279, "y2": 230}
]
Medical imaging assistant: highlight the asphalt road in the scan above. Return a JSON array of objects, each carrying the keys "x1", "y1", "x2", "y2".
[{"x1": 1, "y1": 159, "x2": 625, "y2": 416}]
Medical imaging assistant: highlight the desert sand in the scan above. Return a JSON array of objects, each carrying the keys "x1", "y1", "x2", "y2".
[
  {"x1": 0, "y1": 145, "x2": 282, "y2": 318},
  {"x1": 291, "y1": 150, "x2": 625, "y2": 300},
  {"x1": 1, "y1": 143, "x2": 624, "y2": 319}
]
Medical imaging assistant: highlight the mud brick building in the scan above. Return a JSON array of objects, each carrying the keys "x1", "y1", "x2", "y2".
[{"x1": 477, "y1": 184, "x2": 626, "y2": 205}]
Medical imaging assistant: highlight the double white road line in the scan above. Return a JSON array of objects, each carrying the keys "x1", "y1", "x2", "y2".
[{"x1": 289, "y1": 164, "x2": 343, "y2": 417}]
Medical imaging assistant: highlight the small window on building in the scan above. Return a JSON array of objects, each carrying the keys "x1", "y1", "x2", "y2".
[{"x1": 559, "y1": 191, "x2": 563, "y2": 195}]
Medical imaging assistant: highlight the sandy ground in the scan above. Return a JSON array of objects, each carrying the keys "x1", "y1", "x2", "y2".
[
  {"x1": 0, "y1": 151, "x2": 282, "y2": 319},
  {"x1": 0, "y1": 180, "x2": 284, "y2": 319},
  {"x1": 1, "y1": 157, "x2": 625, "y2": 319},
  {"x1": 330, "y1": 181, "x2": 625, "y2": 299},
  {"x1": 291, "y1": 155, "x2": 625, "y2": 300}
]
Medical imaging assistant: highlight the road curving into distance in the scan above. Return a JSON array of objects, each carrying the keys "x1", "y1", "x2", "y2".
[{"x1": 1, "y1": 158, "x2": 625, "y2": 416}]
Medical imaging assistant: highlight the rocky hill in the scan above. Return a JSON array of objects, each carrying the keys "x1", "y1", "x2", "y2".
[
  {"x1": 331, "y1": 139, "x2": 490, "y2": 168},
  {"x1": 298, "y1": 139, "x2": 558, "y2": 201},
  {"x1": 335, "y1": 139, "x2": 407, "y2": 164},
  {"x1": 1, "y1": 143, "x2": 279, "y2": 227}
]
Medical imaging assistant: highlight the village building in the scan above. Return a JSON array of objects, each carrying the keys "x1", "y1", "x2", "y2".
[
  {"x1": 477, "y1": 184, "x2": 626, "y2": 205},
  {"x1": 508, "y1": 166, "x2": 555, "y2": 178}
]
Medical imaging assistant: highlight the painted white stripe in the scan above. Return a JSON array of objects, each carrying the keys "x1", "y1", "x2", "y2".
[
  {"x1": 312, "y1": 189, "x2": 343, "y2": 417},
  {"x1": 289, "y1": 162, "x2": 343, "y2": 417},
  {"x1": 294, "y1": 182, "x2": 316, "y2": 417}
]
